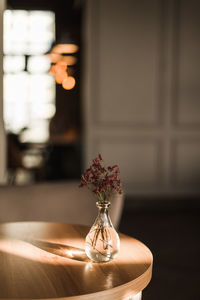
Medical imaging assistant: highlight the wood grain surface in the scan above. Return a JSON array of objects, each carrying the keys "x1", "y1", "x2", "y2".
[{"x1": 0, "y1": 222, "x2": 153, "y2": 300}]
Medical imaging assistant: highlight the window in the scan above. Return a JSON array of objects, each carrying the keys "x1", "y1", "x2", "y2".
[{"x1": 3, "y1": 9, "x2": 55, "y2": 142}]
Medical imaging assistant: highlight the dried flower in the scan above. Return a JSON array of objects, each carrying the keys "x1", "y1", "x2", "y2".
[{"x1": 79, "y1": 154, "x2": 122, "y2": 202}]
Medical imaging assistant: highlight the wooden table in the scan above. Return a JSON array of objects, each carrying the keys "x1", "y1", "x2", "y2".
[{"x1": 0, "y1": 222, "x2": 153, "y2": 300}]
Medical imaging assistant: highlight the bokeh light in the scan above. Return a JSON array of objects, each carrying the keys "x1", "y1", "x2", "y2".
[
  {"x1": 62, "y1": 76, "x2": 76, "y2": 90},
  {"x1": 52, "y1": 43, "x2": 79, "y2": 54}
]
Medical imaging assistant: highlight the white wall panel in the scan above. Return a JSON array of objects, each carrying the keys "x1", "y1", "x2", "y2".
[
  {"x1": 93, "y1": 0, "x2": 163, "y2": 126},
  {"x1": 172, "y1": 140, "x2": 200, "y2": 186},
  {"x1": 95, "y1": 139, "x2": 162, "y2": 188},
  {"x1": 174, "y1": 0, "x2": 200, "y2": 125},
  {"x1": 84, "y1": 0, "x2": 200, "y2": 196}
]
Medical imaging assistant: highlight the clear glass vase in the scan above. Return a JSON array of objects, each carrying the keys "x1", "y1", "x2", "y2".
[{"x1": 85, "y1": 201, "x2": 120, "y2": 263}]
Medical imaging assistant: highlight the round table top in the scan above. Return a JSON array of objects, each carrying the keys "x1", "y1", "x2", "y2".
[{"x1": 0, "y1": 222, "x2": 153, "y2": 300}]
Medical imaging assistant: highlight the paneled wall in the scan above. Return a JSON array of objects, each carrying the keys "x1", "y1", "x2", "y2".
[{"x1": 83, "y1": 0, "x2": 200, "y2": 196}]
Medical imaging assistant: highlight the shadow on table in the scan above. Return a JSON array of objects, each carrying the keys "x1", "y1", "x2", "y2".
[{"x1": 27, "y1": 239, "x2": 90, "y2": 262}]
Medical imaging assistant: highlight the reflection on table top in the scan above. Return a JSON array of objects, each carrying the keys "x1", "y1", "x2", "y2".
[{"x1": 0, "y1": 222, "x2": 153, "y2": 300}]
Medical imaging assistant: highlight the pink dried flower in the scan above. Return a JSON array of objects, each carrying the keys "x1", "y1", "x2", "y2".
[{"x1": 79, "y1": 154, "x2": 123, "y2": 202}]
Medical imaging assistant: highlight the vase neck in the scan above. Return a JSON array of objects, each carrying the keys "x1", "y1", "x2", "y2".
[
  {"x1": 96, "y1": 201, "x2": 110, "y2": 209},
  {"x1": 95, "y1": 201, "x2": 113, "y2": 227}
]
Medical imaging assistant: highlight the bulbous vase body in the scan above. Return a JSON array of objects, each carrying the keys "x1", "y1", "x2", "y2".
[{"x1": 85, "y1": 201, "x2": 120, "y2": 263}]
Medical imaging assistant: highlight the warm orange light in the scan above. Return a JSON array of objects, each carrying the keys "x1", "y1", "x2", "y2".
[
  {"x1": 56, "y1": 60, "x2": 67, "y2": 71},
  {"x1": 62, "y1": 76, "x2": 76, "y2": 90},
  {"x1": 55, "y1": 71, "x2": 68, "y2": 84},
  {"x1": 61, "y1": 56, "x2": 77, "y2": 65},
  {"x1": 49, "y1": 65, "x2": 57, "y2": 76},
  {"x1": 45, "y1": 53, "x2": 62, "y2": 63},
  {"x1": 52, "y1": 44, "x2": 79, "y2": 54},
  {"x1": 48, "y1": 55, "x2": 77, "y2": 88},
  {"x1": 52, "y1": 61, "x2": 68, "y2": 84}
]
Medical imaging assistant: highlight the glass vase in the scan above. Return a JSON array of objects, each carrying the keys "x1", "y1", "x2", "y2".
[{"x1": 85, "y1": 201, "x2": 120, "y2": 263}]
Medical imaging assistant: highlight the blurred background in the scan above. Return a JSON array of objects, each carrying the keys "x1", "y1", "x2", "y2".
[{"x1": 0, "y1": 0, "x2": 200, "y2": 299}]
